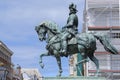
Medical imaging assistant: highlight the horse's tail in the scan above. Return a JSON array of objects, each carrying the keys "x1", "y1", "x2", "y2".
[{"x1": 94, "y1": 33, "x2": 118, "y2": 54}]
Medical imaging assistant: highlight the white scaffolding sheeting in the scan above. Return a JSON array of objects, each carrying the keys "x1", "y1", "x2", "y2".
[
  {"x1": 84, "y1": 0, "x2": 119, "y2": 28},
  {"x1": 83, "y1": 0, "x2": 120, "y2": 80}
]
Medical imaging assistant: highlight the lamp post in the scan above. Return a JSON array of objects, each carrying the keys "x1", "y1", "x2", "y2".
[{"x1": 0, "y1": 67, "x2": 8, "y2": 80}]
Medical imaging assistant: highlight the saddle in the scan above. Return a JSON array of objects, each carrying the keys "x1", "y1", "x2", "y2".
[{"x1": 67, "y1": 33, "x2": 92, "y2": 49}]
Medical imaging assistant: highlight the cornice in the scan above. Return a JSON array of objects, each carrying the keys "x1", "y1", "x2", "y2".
[{"x1": 0, "y1": 41, "x2": 13, "y2": 56}]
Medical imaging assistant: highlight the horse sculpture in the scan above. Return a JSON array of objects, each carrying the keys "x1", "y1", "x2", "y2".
[{"x1": 35, "y1": 21, "x2": 118, "y2": 76}]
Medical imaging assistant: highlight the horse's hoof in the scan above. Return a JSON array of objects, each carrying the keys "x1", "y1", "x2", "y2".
[
  {"x1": 40, "y1": 63, "x2": 44, "y2": 68},
  {"x1": 56, "y1": 74, "x2": 61, "y2": 77}
]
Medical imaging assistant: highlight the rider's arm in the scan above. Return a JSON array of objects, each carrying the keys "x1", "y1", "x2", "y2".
[{"x1": 65, "y1": 14, "x2": 75, "y2": 28}]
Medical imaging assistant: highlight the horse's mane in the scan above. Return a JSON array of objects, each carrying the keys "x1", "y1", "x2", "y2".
[{"x1": 40, "y1": 21, "x2": 60, "y2": 33}]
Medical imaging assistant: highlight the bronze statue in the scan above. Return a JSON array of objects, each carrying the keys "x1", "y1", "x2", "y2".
[{"x1": 35, "y1": 3, "x2": 118, "y2": 77}]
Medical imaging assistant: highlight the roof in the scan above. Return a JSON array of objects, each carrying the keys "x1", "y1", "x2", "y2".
[{"x1": 0, "y1": 41, "x2": 13, "y2": 55}]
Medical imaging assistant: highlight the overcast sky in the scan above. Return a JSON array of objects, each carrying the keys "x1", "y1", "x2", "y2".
[{"x1": 0, "y1": 0, "x2": 84, "y2": 77}]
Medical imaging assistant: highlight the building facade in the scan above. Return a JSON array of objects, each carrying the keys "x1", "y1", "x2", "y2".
[
  {"x1": 69, "y1": 0, "x2": 120, "y2": 79},
  {"x1": 0, "y1": 41, "x2": 13, "y2": 80},
  {"x1": 12, "y1": 65, "x2": 23, "y2": 80},
  {"x1": 21, "y1": 68, "x2": 42, "y2": 80}
]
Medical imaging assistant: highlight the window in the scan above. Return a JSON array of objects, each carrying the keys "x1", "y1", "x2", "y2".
[{"x1": 110, "y1": 33, "x2": 120, "y2": 38}]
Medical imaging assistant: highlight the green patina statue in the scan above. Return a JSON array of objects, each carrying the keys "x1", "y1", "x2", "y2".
[
  {"x1": 61, "y1": 3, "x2": 78, "y2": 54},
  {"x1": 35, "y1": 3, "x2": 118, "y2": 77}
]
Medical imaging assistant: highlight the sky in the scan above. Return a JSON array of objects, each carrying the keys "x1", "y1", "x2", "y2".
[{"x1": 0, "y1": 0, "x2": 84, "y2": 77}]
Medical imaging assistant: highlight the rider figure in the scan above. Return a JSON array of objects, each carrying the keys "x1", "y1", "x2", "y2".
[{"x1": 61, "y1": 3, "x2": 78, "y2": 54}]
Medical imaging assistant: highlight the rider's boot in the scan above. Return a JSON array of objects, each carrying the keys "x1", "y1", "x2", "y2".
[{"x1": 61, "y1": 40, "x2": 67, "y2": 56}]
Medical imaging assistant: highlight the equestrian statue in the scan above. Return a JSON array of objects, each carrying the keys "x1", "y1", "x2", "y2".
[{"x1": 35, "y1": 3, "x2": 118, "y2": 77}]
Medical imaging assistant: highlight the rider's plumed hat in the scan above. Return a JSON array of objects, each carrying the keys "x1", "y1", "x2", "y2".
[{"x1": 69, "y1": 3, "x2": 78, "y2": 12}]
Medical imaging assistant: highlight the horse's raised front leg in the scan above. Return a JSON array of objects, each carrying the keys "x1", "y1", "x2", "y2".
[
  {"x1": 39, "y1": 52, "x2": 49, "y2": 68},
  {"x1": 55, "y1": 56, "x2": 62, "y2": 77}
]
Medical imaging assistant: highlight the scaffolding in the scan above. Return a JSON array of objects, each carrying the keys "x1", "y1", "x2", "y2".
[
  {"x1": 83, "y1": 0, "x2": 119, "y2": 32},
  {"x1": 88, "y1": 54, "x2": 120, "y2": 80},
  {"x1": 83, "y1": 0, "x2": 120, "y2": 79}
]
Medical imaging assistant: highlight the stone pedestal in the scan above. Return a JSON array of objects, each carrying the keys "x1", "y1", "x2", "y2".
[{"x1": 42, "y1": 76, "x2": 106, "y2": 80}]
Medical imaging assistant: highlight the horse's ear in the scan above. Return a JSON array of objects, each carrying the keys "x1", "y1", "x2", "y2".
[{"x1": 42, "y1": 23, "x2": 45, "y2": 26}]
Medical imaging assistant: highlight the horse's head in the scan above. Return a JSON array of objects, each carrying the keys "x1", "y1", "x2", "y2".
[
  {"x1": 35, "y1": 23, "x2": 47, "y2": 41},
  {"x1": 35, "y1": 21, "x2": 60, "y2": 41}
]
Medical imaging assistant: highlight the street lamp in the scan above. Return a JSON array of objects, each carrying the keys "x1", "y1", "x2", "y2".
[{"x1": 0, "y1": 67, "x2": 8, "y2": 80}]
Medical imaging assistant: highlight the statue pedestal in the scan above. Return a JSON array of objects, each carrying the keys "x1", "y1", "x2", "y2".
[{"x1": 42, "y1": 76, "x2": 106, "y2": 80}]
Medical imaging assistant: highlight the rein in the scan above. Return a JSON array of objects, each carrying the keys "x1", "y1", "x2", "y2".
[
  {"x1": 47, "y1": 35, "x2": 61, "y2": 47},
  {"x1": 44, "y1": 26, "x2": 61, "y2": 51},
  {"x1": 46, "y1": 37, "x2": 61, "y2": 52},
  {"x1": 43, "y1": 24, "x2": 61, "y2": 42}
]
